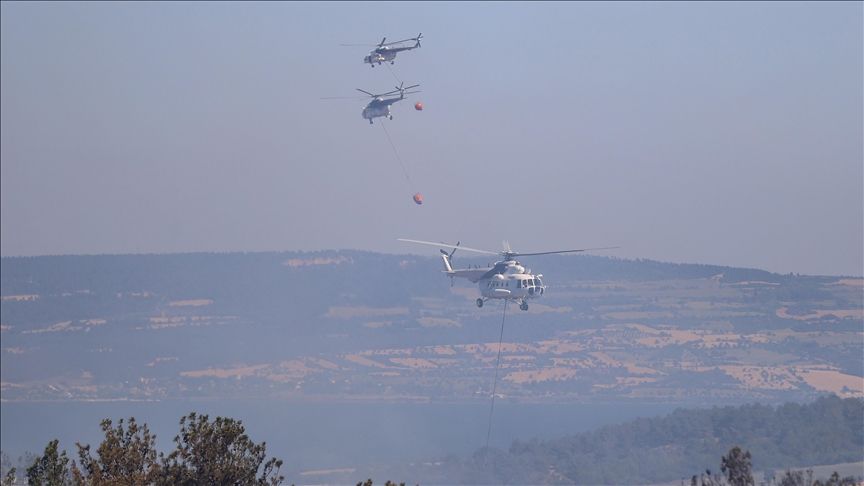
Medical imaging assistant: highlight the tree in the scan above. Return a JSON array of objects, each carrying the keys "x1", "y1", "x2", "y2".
[
  {"x1": 813, "y1": 472, "x2": 858, "y2": 486},
  {"x1": 779, "y1": 469, "x2": 813, "y2": 486},
  {"x1": 26, "y1": 439, "x2": 70, "y2": 486},
  {"x1": 74, "y1": 417, "x2": 160, "y2": 485},
  {"x1": 720, "y1": 447, "x2": 754, "y2": 486},
  {"x1": 2, "y1": 468, "x2": 15, "y2": 486},
  {"x1": 355, "y1": 481, "x2": 406, "y2": 486},
  {"x1": 159, "y1": 412, "x2": 284, "y2": 485},
  {"x1": 693, "y1": 469, "x2": 727, "y2": 486}
]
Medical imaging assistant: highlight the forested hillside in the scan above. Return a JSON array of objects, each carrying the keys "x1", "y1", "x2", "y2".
[{"x1": 407, "y1": 395, "x2": 863, "y2": 484}]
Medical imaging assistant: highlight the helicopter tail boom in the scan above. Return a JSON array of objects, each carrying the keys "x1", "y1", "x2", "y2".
[{"x1": 439, "y1": 250, "x2": 455, "y2": 273}]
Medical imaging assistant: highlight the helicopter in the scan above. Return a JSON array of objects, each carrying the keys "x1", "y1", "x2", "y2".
[
  {"x1": 342, "y1": 34, "x2": 423, "y2": 67},
  {"x1": 398, "y1": 239, "x2": 618, "y2": 311},
  {"x1": 358, "y1": 83, "x2": 420, "y2": 124}
]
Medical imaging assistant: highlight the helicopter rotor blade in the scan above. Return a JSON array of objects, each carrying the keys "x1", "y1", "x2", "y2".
[
  {"x1": 382, "y1": 38, "x2": 412, "y2": 46},
  {"x1": 384, "y1": 33, "x2": 423, "y2": 46},
  {"x1": 379, "y1": 37, "x2": 387, "y2": 47},
  {"x1": 356, "y1": 88, "x2": 375, "y2": 97},
  {"x1": 514, "y1": 247, "x2": 621, "y2": 257},
  {"x1": 380, "y1": 84, "x2": 419, "y2": 97},
  {"x1": 398, "y1": 239, "x2": 500, "y2": 256}
]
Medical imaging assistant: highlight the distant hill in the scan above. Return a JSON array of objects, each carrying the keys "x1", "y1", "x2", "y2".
[
  {"x1": 405, "y1": 395, "x2": 864, "y2": 484},
  {"x1": 2, "y1": 251, "x2": 862, "y2": 404}
]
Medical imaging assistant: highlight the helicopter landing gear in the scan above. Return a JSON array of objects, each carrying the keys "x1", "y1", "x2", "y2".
[
  {"x1": 369, "y1": 119, "x2": 373, "y2": 125},
  {"x1": 519, "y1": 301, "x2": 529, "y2": 311},
  {"x1": 388, "y1": 115, "x2": 393, "y2": 120},
  {"x1": 391, "y1": 61, "x2": 395, "y2": 65},
  {"x1": 476, "y1": 298, "x2": 484, "y2": 308}
]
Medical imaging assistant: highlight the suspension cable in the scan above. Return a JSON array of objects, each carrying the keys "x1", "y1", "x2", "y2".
[
  {"x1": 380, "y1": 121, "x2": 413, "y2": 195},
  {"x1": 385, "y1": 62, "x2": 403, "y2": 86},
  {"x1": 485, "y1": 300, "x2": 508, "y2": 453}
]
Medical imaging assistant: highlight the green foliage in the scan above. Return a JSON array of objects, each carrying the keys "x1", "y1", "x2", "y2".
[
  {"x1": 457, "y1": 396, "x2": 863, "y2": 484},
  {"x1": 816, "y1": 471, "x2": 858, "y2": 486},
  {"x1": 26, "y1": 439, "x2": 70, "y2": 486},
  {"x1": 0, "y1": 452, "x2": 11, "y2": 483},
  {"x1": 23, "y1": 412, "x2": 284, "y2": 486},
  {"x1": 355, "y1": 480, "x2": 406, "y2": 486},
  {"x1": 73, "y1": 418, "x2": 160, "y2": 485},
  {"x1": 779, "y1": 470, "x2": 858, "y2": 486},
  {"x1": 2, "y1": 468, "x2": 16, "y2": 486},
  {"x1": 779, "y1": 469, "x2": 815, "y2": 486},
  {"x1": 691, "y1": 468, "x2": 727, "y2": 486},
  {"x1": 159, "y1": 412, "x2": 284, "y2": 485},
  {"x1": 721, "y1": 447, "x2": 754, "y2": 486}
]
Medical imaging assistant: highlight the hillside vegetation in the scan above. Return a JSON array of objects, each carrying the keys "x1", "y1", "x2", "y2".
[{"x1": 411, "y1": 395, "x2": 863, "y2": 484}]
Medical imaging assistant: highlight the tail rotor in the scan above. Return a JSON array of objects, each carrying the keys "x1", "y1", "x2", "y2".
[{"x1": 439, "y1": 241, "x2": 459, "y2": 286}]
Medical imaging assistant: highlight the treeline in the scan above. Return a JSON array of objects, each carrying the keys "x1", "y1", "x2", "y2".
[
  {"x1": 1, "y1": 250, "x2": 822, "y2": 300},
  {"x1": 0, "y1": 413, "x2": 412, "y2": 486},
  {"x1": 1, "y1": 412, "x2": 284, "y2": 485},
  {"x1": 687, "y1": 446, "x2": 856, "y2": 486},
  {"x1": 441, "y1": 395, "x2": 863, "y2": 484},
  {"x1": 2, "y1": 399, "x2": 860, "y2": 485}
]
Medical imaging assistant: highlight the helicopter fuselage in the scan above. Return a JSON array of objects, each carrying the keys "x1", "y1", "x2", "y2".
[
  {"x1": 478, "y1": 270, "x2": 546, "y2": 302},
  {"x1": 364, "y1": 44, "x2": 418, "y2": 66},
  {"x1": 364, "y1": 50, "x2": 396, "y2": 65},
  {"x1": 398, "y1": 238, "x2": 615, "y2": 312},
  {"x1": 362, "y1": 96, "x2": 402, "y2": 123},
  {"x1": 441, "y1": 254, "x2": 545, "y2": 311}
]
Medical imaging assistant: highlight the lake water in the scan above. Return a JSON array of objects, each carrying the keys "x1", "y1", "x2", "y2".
[{"x1": 1, "y1": 400, "x2": 677, "y2": 474}]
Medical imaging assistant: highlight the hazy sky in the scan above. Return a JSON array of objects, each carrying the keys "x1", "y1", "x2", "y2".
[{"x1": 2, "y1": 2, "x2": 862, "y2": 276}]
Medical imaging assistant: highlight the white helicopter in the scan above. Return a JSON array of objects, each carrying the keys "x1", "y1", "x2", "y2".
[
  {"x1": 398, "y1": 239, "x2": 618, "y2": 311},
  {"x1": 342, "y1": 34, "x2": 423, "y2": 67},
  {"x1": 357, "y1": 82, "x2": 420, "y2": 124}
]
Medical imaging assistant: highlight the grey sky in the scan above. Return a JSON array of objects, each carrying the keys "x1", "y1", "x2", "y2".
[{"x1": 2, "y1": 1, "x2": 861, "y2": 276}]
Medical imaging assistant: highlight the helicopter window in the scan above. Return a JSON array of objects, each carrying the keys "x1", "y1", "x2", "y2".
[{"x1": 529, "y1": 279, "x2": 535, "y2": 287}]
